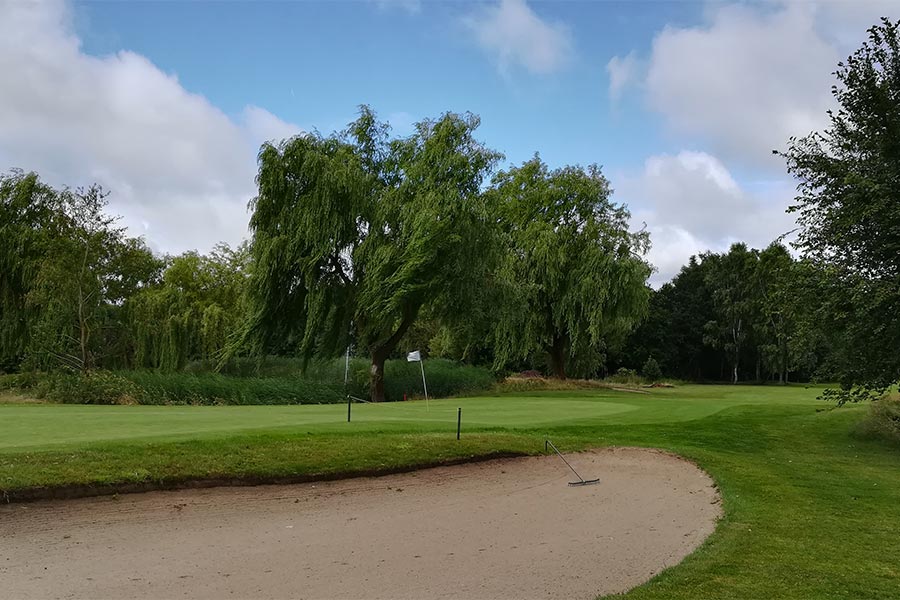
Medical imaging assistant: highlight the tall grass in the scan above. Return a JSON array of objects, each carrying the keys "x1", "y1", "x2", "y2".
[
  {"x1": 856, "y1": 394, "x2": 900, "y2": 445},
  {"x1": 8, "y1": 357, "x2": 496, "y2": 405},
  {"x1": 119, "y1": 372, "x2": 344, "y2": 405},
  {"x1": 187, "y1": 356, "x2": 497, "y2": 403}
]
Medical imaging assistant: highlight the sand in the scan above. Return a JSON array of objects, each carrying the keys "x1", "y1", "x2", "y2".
[{"x1": 0, "y1": 448, "x2": 721, "y2": 600}]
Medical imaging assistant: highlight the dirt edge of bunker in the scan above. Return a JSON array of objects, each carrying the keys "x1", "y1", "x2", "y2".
[
  {"x1": 1, "y1": 451, "x2": 530, "y2": 504},
  {"x1": 2, "y1": 446, "x2": 722, "y2": 507}
]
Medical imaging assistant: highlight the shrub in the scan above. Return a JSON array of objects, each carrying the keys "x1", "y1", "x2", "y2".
[
  {"x1": 0, "y1": 372, "x2": 39, "y2": 391},
  {"x1": 608, "y1": 367, "x2": 642, "y2": 385},
  {"x1": 36, "y1": 371, "x2": 141, "y2": 405},
  {"x1": 496, "y1": 377, "x2": 613, "y2": 393},
  {"x1": 184, "y1": 356, "x2": 306, "y2": 378},
  {"x1": 380, "y1": 359, "x2": 496, "y2": 401},
  {"x1": 4, "y1": 357, "x2": 495, "y2": 405},
  {"x1": 857, "y1": 395, "x2": 900, "y2": 445},
  {"x1": 117, "y1": 371, "x2": 344, "y2": 405},
  {"x1": 642, "y1": 357, "x2": 663, "y2": 382}
]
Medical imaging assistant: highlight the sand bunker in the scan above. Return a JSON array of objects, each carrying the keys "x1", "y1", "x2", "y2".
[{"x1": 0, "y1": 448, "x2": 720, "y2": 599}]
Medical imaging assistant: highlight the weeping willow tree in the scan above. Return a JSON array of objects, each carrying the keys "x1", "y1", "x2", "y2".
[
  {"x1": 245, "y1": 106, "x2": 501, "y2": 401},
  {"x1": 0, "y1": 171, "x2": 57, "y2": 371},
  {"x1": 489, "y1": 157, "x2": 652, "y2": 378},
  {"x1": 129, "y1": 243, "x2": 249, "y2": 370}
]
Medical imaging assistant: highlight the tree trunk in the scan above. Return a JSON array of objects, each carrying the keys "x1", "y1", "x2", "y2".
[
  {"x1": 548, "y1": 335, "x2": 567, "y2": 379},
  {"x1": 366, "y1": 307, "x2": 420, "y2": 402},
  {"x1": 732, "y1": 361, "x2": 738, "y2": 384},
  {"x1": 370, "y1": 350, "x2": 388, "y2": 403}
]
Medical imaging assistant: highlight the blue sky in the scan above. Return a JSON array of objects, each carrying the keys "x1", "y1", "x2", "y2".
[
  {"x1": 74, "y1": 0, "x2": 685, "y2": 169},
  {"x1": 1, "y1": 0, "x2": 897, "y2": 283}
]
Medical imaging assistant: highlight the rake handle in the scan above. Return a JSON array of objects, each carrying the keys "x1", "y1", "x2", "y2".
[{"x1": 546, "y1": 439, "x2": 586, "y2": 483}]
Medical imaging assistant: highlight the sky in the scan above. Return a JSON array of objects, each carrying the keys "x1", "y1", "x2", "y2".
[{"x1": 1, "y1": 0, "x2": 897, "y2": 285}]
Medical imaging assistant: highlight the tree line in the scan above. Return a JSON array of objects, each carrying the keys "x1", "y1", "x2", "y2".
[{"x1": 2, "y1": 19, "x2": 898, "y2": 403}]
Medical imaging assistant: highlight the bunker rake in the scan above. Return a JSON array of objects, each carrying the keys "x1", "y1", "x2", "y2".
[{"x1": 545, "y1": 439, "x2": 600, "y2": 487}]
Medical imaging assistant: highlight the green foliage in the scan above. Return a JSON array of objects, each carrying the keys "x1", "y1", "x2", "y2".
[
  {"x1": 1, "y1": 172, "x2": 162, "y2": 373},
  {"x1": 780, "y1": 19, "x2": 900, "y2": 401},
  {"x1": 608, "y1": 367, "x2": 641, "y2": 385},
  {"x1": 188, "y1": 356, "x2": 496, "y2": 403},
  {"x1": 186, "y1": 355, "x2": 306, "y2": 378},
  {"x1": 245, "y1": 106, "x2": 501, "y2": 401},
  {"x1": 25, "y1": 185, "x2": 125, "y2": 371},
  {"x1": 701, "y1": 243, "x2": 759, "y2": 384},
  {"x1": 0, "y1": 372, "x2": 39, "y2": 391},
  {"x1": 641, "y1": 357, "x2": 662, "y2": 382},
  {"x1": 352, "y1": 358, "x2": 496, "y2": 402},
  {"x1": 489, "y1": 156, "x2": 651, "y2": 379},
  {"x1": 6, "y1": 357, "x2": 495, "y2": 405},
  {"x1": 0, "y1": 171, "x2": 58, "y2": 370},
  {"x1": 35, "y1": 371, "x2": 142, "y2": 405},
  {"x1": 117, "y1": 371, "x2": 343, "y2": 406},
  {"x1": 128, "y1": 243, "x2": 249, "y2": 370}
]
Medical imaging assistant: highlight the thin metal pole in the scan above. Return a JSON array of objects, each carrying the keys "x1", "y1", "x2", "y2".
[
  {"x1": 344, "y1": 346, "x2": 350, "y2": 387},
  {"x1": 546, "y1": 439, "x2": 585, "y2": 483},
  {"x1": 457, "y1": 407, "x2": 461, "y2": 440},
  {"x1": 420, "y1": 359, "x2": 429, "y2": 411},
  {"x1": 345, "y1": 346, "x2": 351, "y2": 423}
]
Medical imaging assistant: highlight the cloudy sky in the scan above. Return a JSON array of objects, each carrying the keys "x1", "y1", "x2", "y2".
[{"x1": 1, "y1": 0, "x2": 896, "y2": 285}]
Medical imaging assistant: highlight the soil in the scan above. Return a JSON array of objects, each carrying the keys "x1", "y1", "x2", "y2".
[{"x1": 0, "y1": 448, "x2": 721, "y2": 600}]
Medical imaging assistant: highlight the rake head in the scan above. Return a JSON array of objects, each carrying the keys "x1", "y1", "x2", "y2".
[{"x1": 568, "y1": 478, "x2": 600, "y2": 487}]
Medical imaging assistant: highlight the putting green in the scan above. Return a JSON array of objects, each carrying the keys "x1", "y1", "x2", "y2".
[{"x1": 0, "y1": 385, "x2": 820, "y2": 452}]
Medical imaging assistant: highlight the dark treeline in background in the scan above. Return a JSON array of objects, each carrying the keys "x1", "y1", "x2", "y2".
[{"x1": 2, "y1": 19, "x2": 898, "y2": 404}]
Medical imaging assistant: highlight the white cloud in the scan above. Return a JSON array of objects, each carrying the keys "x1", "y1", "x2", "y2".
[
  {"x1": 643, "y1": 3, "x2": 838, "y2": 167},
  {"x1": 604, "y1": 0, "x2": 898, "y2": 284},
  {"x1": 606, "y1": 51, "x2": 639, "y2": 102},
  {"x1": 242, "y1": 106, "x2": 301, "y2": 147},
  {"x1": 465, "y1": 0, "x2": 573, "y2": 75},
  {"x1": 607, "y1": 2, "x2": 899, "y2": 168},
  {"x1": 0, "y1": 0, "x2": 300, "y2": 255},
  {"x1": 616, "y1": 151, "x2": 796, "y2": 286},
  {"x1": 816, "y1": 1, "x2": 898, "y2": 46}
]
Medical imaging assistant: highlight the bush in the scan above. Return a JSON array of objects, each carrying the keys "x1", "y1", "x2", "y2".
[
  {"x1": 380, "y1": 359, "x2": 496, "y2": 401},
  {"x1": 642, "y1": 357, "x2": 663, "y2": 382},
  {"x1": 306, "y1": 358, "x2": 495, "y2": 402},
  {"x1": 496, "y1": 377, "x2": 612, "y2": 393},
  {"x1": 184, "y1": 356, "x2": 306, "y2": 378},
  {"x1": 117, "y1": 371, "x2": 344, "y2": 405},
  {"x1": 0, "y1": 372, "x2": 39, "y2": 391},
  {"x1": 3, "y1": 357, "x2": 496, "y2": 405},
  {"x1": 857, "y1": 395, "x2": 900, "y2": 445},
  {"x1": 608, "y1": 367, "x2": 642, "y2": 385},
  {"x1": 35, "y1": 371, "x2": 142, "y2": 405}
]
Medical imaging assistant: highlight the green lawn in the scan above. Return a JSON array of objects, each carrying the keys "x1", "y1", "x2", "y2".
[{"x1": 2, "y1": 385, "x2": 898, "y2": 599}]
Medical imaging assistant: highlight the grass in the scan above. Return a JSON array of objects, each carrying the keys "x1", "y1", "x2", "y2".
[
  {"x1": 2, "y1": 384, "x2": 899, "y2": 599},
  {"x1": 0, "y1": 358, "x2": 497, "y2": 405}
]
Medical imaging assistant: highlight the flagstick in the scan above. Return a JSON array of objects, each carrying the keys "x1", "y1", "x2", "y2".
[
  {"x1": 344, "y1": 346, "x2": 350, "y2": 388},
  {"x1": 420, "y1": 359, "x2": 429, "y2": 411}
]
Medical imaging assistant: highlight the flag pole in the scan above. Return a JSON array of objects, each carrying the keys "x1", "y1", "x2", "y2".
[
  {"x1": 420, "y1": 359, "x2": 429, "y2": 411},
  {"x1": 344, "y1": 346, "x2": 350, "y2": 388}
]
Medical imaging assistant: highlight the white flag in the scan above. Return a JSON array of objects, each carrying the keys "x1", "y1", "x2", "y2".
[{"x1": 406, "y1": 350, "x2": 421, "y2": 362}]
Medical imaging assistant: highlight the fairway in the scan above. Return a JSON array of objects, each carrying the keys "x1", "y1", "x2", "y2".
[{"x1": 2, "y1": 385, "x2": 899, "y2": 599}]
